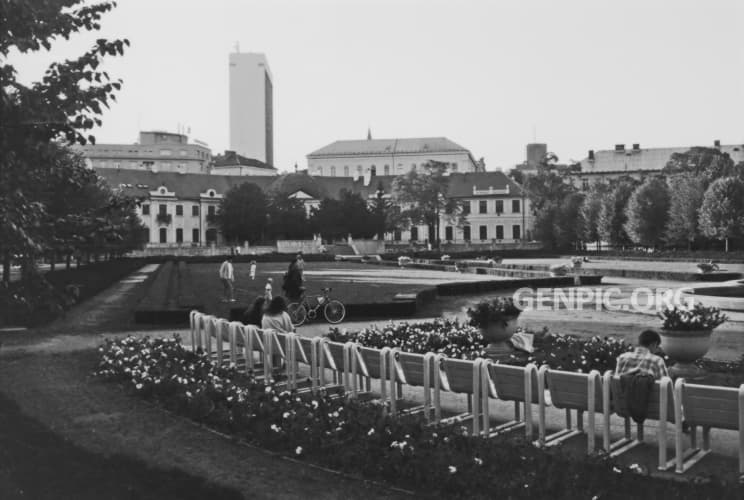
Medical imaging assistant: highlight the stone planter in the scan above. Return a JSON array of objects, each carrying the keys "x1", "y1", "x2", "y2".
[
  {"x1": 659, "y1": 328, "x2": 713, "y2": 378},
  {"x1": 482, "y1": 316, "x2": 519, "y2": 361}
]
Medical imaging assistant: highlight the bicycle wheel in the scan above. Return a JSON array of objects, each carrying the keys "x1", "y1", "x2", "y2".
[
  {"x1": 323, "y1": 300, "x2": 346, "y2": 324},
  {"x1": 287, "y1": 302, "x2": 308, "y2": 327}
]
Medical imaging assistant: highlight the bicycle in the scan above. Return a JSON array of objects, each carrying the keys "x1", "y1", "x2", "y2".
[{"x1": 287, "y1": 287, "x2": 346, "y2": 327}]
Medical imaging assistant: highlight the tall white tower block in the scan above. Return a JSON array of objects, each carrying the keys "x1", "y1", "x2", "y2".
[{"x1": 229, "y1": 52, "x2": 273, "y2": 165}]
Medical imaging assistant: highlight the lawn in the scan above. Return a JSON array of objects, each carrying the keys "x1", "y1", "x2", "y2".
[{"x1": 189, "y1": 261, "x2": 443, "y2": 316}]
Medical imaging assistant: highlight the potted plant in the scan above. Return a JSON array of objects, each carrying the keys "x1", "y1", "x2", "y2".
[
  {"x1": 696, "y1": 260, "x2": 719, "y2": 274},
  {"x1": 571, "y1": 256, "x2": 583, "y2": 270},
  {"x1": 658, "y1": 303, "x2": 727, "y2": 377},
  {"x1": 549, "y1": 264, "x2": 569, "y2": 277},
  {"x1": 467, "y1": 297, "x2": 522, "y2": 360}
]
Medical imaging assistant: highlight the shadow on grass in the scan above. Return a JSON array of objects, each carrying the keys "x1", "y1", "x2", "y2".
[{"x1": 0, "y1": 392, "x2": 243, "y2": 500}]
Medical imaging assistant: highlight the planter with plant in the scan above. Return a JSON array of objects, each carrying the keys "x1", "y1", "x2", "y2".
[
  {"x1": 466, "y1": 297, "x2": 522, "y2": 360},
  {"x1": 658, "y1": 303, "x2": 728, "y2": 377},
  {"x1": 549, "y1": 264, "x2": 569, "y2": 277}
]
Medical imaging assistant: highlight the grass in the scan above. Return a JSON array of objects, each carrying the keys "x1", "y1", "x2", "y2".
[
  {"x1": 186, "y1": 262, "x2": 430, "y2": 315},
  {"x1": 0, "y1": 391, "x2": 243, "y2": 500}
]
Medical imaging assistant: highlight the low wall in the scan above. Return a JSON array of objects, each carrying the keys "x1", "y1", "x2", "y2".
[
  {"x1": 129, "y1": 244, "x2": 277, "y2": 257},
  {"x1": 277, "y1": 240, "x2": 322, "y2": 254},
  {"x1": 352, "y1": 239, "x2": 385, "y2": 255}
]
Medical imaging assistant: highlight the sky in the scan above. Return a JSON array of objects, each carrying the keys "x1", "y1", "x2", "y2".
[{"x1": 10, "y1": 0, "x2": 744, "y2": 172}]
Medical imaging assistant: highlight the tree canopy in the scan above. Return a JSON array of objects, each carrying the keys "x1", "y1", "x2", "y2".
[
  {"x1": 597, "y1": 177, "x2": 639, "y2": 248},
  {"x1": 311, "y1": 190, "x2": 375, "y2": 240},
  {"x1": 665, "y1": 174, "x2": 705, "y2": 248},
  {"x1": 210, "y1": 183, "x2": 269, "y2": 244},
  {"x1": 698, "y1": 177, "x2": 744, "y2": 252},
  {"x1": 623, "y1": 176, "x2": 670, "y2": 248}
]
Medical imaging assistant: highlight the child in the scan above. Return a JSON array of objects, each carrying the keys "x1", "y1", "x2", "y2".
[
  {"x1": 264, "y1": 277, "x2": 273, "y2": 301},
  {"x1": 249, "y1": 260, "x2": 257, "y2": 280}
]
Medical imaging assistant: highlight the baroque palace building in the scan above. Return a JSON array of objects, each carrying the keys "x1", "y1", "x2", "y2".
[{"x1": 96, "y1": 168, "x2": 533, "y2": 248}]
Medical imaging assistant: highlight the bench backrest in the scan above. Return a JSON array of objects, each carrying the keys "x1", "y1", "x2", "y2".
[
  {"x1": 547, "y1": 369, "x2": 603, "y2": 412},
  {"x1": 488, "y1": 363, "x2": 540, "y2": 404},
  {"x1": 397, "y1": 351, "x2": 437, "y2": 387},
  {"x1": 442, "y1": 358, "x2": 477, "y2": 394},
  {"x1": 609, "y1": 376, "x2": 675, "y2": 422},
  {"x1": 358, "y1": 346, "x2": 383, "y2": 379},
  {"x1": 680, "y1": 382, "x2": 743, "y2": 430}
]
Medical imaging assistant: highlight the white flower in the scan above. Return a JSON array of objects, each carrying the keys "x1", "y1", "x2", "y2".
[
  {"x1": 135, "y1": 383, "x2": 143, "y2": 390},
  {"x1": 295, "y1": 446, "x2": 303, "y2": 455},
  {"x1": 311, "y1": 400, "x2": 319, "y2": 409},
  {"x1": 612, "y1": 466, "x2": 622, "y2": 474},
  {"x1": 474, "y1": 457, "x2": 483, "y2": 466},
  {"x1": 283, "y1": 412, "x2": 290, "y2": 419},
  {"x1": 367, "y1": 428, "x2": 375, "y2": 436},
  {"x1": 185, "y1": 391, "x2": 192, "y2": 398},
  {"x1": 448, "y1": 466, "x2": 457, "y2": 474},
  {"x1": 265, "y1": 386, "x2": 273, "y2": 394},
  {"x1": 270, "y1": 424, "x2": 280, "y2": 432}
]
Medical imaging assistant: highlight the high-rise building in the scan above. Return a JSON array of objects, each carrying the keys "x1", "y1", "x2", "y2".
[{"x1": 229, "y1": 52, "x2": 274, "y2": 165}]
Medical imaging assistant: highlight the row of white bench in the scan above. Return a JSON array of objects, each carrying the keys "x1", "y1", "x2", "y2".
[{"x1": 189, "y1": 311, "x2": 744, "y2": 477}]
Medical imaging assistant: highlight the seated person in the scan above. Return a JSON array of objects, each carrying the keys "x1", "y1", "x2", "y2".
[
  {"x1": 261, "y1": 296, "x2": 294, "y2": 333},
  {"x1": 615, "y1": 330, "x2": 669, "y2": 379},
  {"x1": 243, "y1": 296, "x2": 266, "y2": 327}
]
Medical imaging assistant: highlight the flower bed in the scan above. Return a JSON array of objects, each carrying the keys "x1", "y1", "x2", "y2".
[
  {"x1": 327, "y1": 319, "x2": 637, "y2": 373},
  {"x1": 95, "y1": 335, "x2": 742, "y2": 498}
]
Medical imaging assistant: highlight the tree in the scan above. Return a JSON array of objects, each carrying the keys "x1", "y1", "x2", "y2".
[
  {"x1": 698, "y1": 177, "x2": 744, "y2": 252},
  {"x1": 522, "y1": 153, "x2": 579, "y2": 250},
  {"x1": 211, "y1": 183, "x2": 269, "y2": 244},
  {"x1": 508, "y1": 167, "x2": 524, "y2": 184},
  {"x1": 597, "y1": 177, "x2": 639, "y2": 248},
  {"x1": 369, "y1": 183, "x2": 400, "y2": 239},
  {"x1": 1, "y1": 1, "x2": 128, "y2": 278},
  {"x1": 623, "y1": 176, "x2": 670, "y2": 248},
  {"x1": 580, "y1": 181, "x2": 610, "y2": 249},
  {"x1": 311, "y1": 190, "x2": 375, "y2": 240},
  {"x1": 665, "y1": 174, "x2": 705, "y2": 249},
  {"x1": 393, "y1": 161, "x2": 462, "y2": 246},
  {"x1": 662, "y1": 147, "x2": 736, "y2": 184},
  {"x1": 267, "y1": 194, "x2": 312, "y2": 240}
]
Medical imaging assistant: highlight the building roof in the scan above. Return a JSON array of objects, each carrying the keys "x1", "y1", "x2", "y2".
[
  {"x1": 97, "y1": 168, "x2": 525, "y2": 202},
  {"x1": 307, "y1": 137, "x2": 470, "y2": 158},
  {"x1": 577, "y1": 144, "x2": 744, "y2": 176},
  {"x1": 212, "y1": 150, "x2": 276, "y2": 170}
]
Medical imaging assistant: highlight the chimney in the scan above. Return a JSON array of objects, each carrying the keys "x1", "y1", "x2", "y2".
[
  {"x1": 614, "y1": 144, "x2": 625, "y2": 152},
  {"x1": 588, "y1": 150, "x2": 595, "y2": 161},
  {"x1": 632, "y1": 143, "x2": 640, "y2": 151},
  {"x1": 714, "y1": 139, "x2": 721, "y2": 148}
]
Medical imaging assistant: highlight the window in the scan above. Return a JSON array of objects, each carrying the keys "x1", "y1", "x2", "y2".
[
  {"x1": 176, "y1": 228, "x2": 183, "y2": 243},
  {"x1": 209, "y1": 190, "x2": 215, "y2": 197},
  {"x1": 512, "y1": 225, "x2": 521, "y2": 240},
  {"x1": 206, "y1": 228, "x2": 217, "y2": 243},
  {"x1": 357, "y1": 165, "x2": 362, "y2": 175},
  {"x1": 582, "y1": 179, "x2": 590, "y2": 190},
  {"x1": 317, "y1": 166, "x2": 323, "y2": 176},
  {"x1": 158, "y1": 204, "x2": 167, "y2": 215},
  {"x1": 370, "y1": 165, "x2": 376, "y2": 176},
  {"x1": 394, "y1": 230, "x2": 401, "y2": 241},
  {"x1": 159, "y1": 227, "x2": 167, "y2": 243},
  {"x1": 479, "y1": 225, "x2": 488, "y2": 240},
  {"x1": 495, "y1": 200, "x2": 504, "y2": 214},
  {"x1": 344, "y1": 166, "x2": 349, "y2": 176},
  {"x1": 207, "y1": 206, "x2": 215, "y2": 217},
  {"x1": 463, "y1": 226, "x2": 471, "y2": 241},
  {"x1": 384, "y1": 165, "x2": 390, "y2": 175},
  {"x1": 331, "y1": 166, "x2": 336, "y2": 176},
  {"x1": 462, "y1": 201, "x2": 470, "y2": 215},
  {"x1": 160, "y1": 149, "x2": 172, "y2": 156},
  {"x1": 445, "y1": 226, "x2": 453, "y2": 241},
  {"x1": 412, "y1": 163, "x2": 417, "y2": 171},
  {"x1": 192, "y1": 205, "x2": 199, "y2": 216},
  {"x1": 410, "y1": 226, "x2": 419, "y2": 241},
  {"x1": 192, "y1": 228, "x2": 200, "y2": 243},
  {"x1": 512, "y1": 199, "x2": 521, "y2": 213},
  {"x1": 496, "y1": 225, "x2": 504, "y2": 240},
  {"x1": 451, "y1": 162, "x2": 458, "y2": 172},
  {"x1": 479, "y1": 200, "x2": 488, "y2": 214},
  {"x1": 142, "y1": 204, "x2": 150, "y2": 215},
  {"x1": 176, "y1": 205, "x2": 183, "y2": 216}
]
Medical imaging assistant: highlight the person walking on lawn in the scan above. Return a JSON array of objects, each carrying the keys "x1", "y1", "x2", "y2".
[{"x1": 219, "y1": 256, "x2": 236, "y2": 302}]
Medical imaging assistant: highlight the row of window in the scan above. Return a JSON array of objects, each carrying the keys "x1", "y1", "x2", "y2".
[
  {"x1": 316, "y1": 162, "x2": 459, "y2": 177},
  {"x1": 467, "y1": 199, "x2": 521, "y2": 215},
  {"x1": 393, "y1": 224, "x2": 522, "y2": 241},
  {"x1": 141, "y1": 204, "x2": 216, "y2": 217},
  {"x1": 147, "y1": 227, "x2": 219, "y2": 244}
]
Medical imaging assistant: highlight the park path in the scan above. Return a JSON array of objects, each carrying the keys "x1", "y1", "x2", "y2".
[{"x1": 0, "y1": 265, "x2": 412, "y2": 500}]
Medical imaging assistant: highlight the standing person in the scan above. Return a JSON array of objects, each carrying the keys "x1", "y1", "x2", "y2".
[
  {"x1": 264, "y1": 277, "x2": 273, "y2": 301},
  {"x1": 219, "y1": 256, "x2": 235, "y2": 302},
  {"x1": 261, "y1": 296, "x2": 294, "y2": 333},
  {"x1": 249, "y1": 260, "x2": 257, "y2": 280},
  {"x1": 282, "y1": 255, "x2": 303, "y2": 300}
]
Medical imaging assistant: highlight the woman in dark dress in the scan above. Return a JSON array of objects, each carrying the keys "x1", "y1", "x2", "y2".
[
  {"x1": 282, "y1": 255, "x2": 304, "y2": 300},
  {"x1": 243, "y1": 296, "x2": 266, "y2": 326}
]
